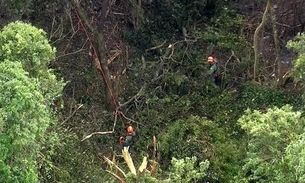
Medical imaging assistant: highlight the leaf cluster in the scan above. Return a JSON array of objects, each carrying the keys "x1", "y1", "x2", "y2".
[
  {"x1": 238, "y1": 105, "x2": 305, "y2": 182},
  {"x1": 164, "y1": 157, "x2": 209, "y2": 183},
  {"x1": 287, "y1": 33, "x2": 305, "y2": 81},
  {"x1": 0, "y1": 21, "x2": 64, "y2": 182}
]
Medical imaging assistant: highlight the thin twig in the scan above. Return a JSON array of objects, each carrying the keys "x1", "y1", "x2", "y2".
[
  {"x1": 163, "y1": 40, "x2": 185, "y2": 59},
  {"x1": 61, "y1": 104, "x2": 83, "y2": 125},
  {"x1": 224, "y1": 51, "x2": 234, "y2": 71},
  {"x1": 221, "y1": 51, "x2": 235, "y2": 89},
  {"x1": 56, "y1": 37, "x2": 88, "y2": 59},
  {"x1": 56, "y1": 48, "x2": 87, "y2": 59},
  {"x1": 107, "y1": 50, "x2": 121, "y2": 64},
  {"x1": 118, "y1": 84, "x2": 146, "y2": 108},
  {"x1": 67, "y1": 8, "x2": 76, "y2": 33},
  {"x1": 145, "y1": 41, "x2": 166, "y2": 52},
  {"x1": 118, "y1": 111, "x2": 137, "y2": 124}
]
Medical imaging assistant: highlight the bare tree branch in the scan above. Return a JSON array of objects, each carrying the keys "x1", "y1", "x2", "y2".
[
  {"x1": 81, "y1": 131, "x2": 114, "y2": 141},
  {"x1": 81, "y1": 110, "x2": 119, "y2": 141},
  {"x1": 106, "y1": 170, "x2": 126, "y2": 183},
  {"x1": 118, "y1": 111, "x2": 140, "y2": 125},
  {"x1": 104, "y1": 156, "x2": 127, "y2": 177},
  {"x1": 56, "y1": 48, "x2": 87, "y2": 59},
  {"x1": 61, "y1": 104, "x2": 83, "y2": 125},
  {"x1": 145, "y1": 41, "x2": 166, "y2": 52},
  {"x1": 118, "y1": 83, "x2": 146, "y2": 108}
]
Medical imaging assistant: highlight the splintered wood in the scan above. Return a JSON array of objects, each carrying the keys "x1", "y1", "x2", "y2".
[{"x1": 122, "y1": 147, "x2": 137, "y2": 175}]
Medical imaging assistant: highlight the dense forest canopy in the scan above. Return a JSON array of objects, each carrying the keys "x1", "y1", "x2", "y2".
[{"x1": 1, "y1": 0, "x2": 305, "y2": 182}]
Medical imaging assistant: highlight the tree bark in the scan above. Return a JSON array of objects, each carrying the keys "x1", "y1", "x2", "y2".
[
  {"x1": 270, "y1": 1, "x2": 282, "y2": 86},
  {"x1": 74, "y1": 0, "x2": 117, "y2": 110},
  {"x1": 253, "y1": 0, "x2": 272, "y2": 82}
]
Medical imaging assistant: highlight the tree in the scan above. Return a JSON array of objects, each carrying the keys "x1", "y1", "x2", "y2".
[
  {"x1": 270, "y1": 2, "x2": 282, "y2": 86},
  {"x1": 285, "y1": 133, "x2": 305, "y2": 182},
  {"x1": 0, "y1": 21, "x2": 64, "y2": 182},
  {"x1": 0, "y1": 61, "x2": 51, "y2": 182},
  {"x1": 104, "y1": 151, "x2": 209, "y2": 183},
  {"x1": 72, "y1": 0, "x2": 120, "y2": 110},
  {"x1": 253, "y1": 0, "x2": 272, "y2": 82},
  {"x1": 0, "y1": 21, "x2": 64, "y2": 103},
  {"x1": 164, "y1": 157, "x2": 209, "y2": 183},
  {"x1": 238, "y1": 105, "x2": 305, "y2": 182},
  {"x1": 0, "y1": 21, "x2": 55, "y2": 76}
]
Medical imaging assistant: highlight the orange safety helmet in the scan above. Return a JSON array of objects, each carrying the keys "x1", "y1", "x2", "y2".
[
  {"x1": 127, "y1": 125, "x2": 134, "y2": 134},
  {"x1": 207, "y1": 56, "x2": 214, "y2": 63}
]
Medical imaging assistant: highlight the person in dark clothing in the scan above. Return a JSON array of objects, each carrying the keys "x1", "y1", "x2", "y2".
[
  {"x1": 119, "y1": 125, "x2": 135, "y2": 153},
  {"x1": 207, "y1": 56, "x2": 221, "y2": 85}
]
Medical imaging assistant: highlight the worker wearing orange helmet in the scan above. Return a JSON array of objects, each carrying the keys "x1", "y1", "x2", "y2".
[
  {"x1": 207, "y1": 56, "x2": 220, "y2": 84},
  {"x1": 119, "y1": 124, "x2": 136, "y2": 153},
  {"x1": 207, "y1": 56, "x2": 214, "y2": 63}
]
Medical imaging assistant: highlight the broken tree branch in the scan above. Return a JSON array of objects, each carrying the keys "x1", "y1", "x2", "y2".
[
  {"x1": 81, "y1": 110, "x2": 119, "y2": 141},
  {"x1": 138, "y1": 156, "x2": 148, "y2": 173},
  {"x1": 106, "y1": 170, "x2": 126, "y2": 183},
  {"x1": 104, "y1": 156, "x2": 127, "y2": 177},
  {"x1": 81, "y1": 131, "x2": 114, "y2": 141},
  {"x1": 145, "y1": 41, "x2": 167, "y2": 52},
  {"x1": 122, "y1": 147, "x2": 137, "y2": 175},
  {"x1": 149, "y1": 161, "x2": 158, "y2": 176}
]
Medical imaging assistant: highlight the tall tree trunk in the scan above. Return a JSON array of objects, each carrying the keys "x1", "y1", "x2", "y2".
[
  {"x1": 74, "y1": 0, "x2": 117, "y2": 110},
  {"x1": 253, "y1": 0, "x2": 272, "y2": 82},
  {"x1": 96, "y1": 0, "x2": 117, "y2": 109},
  {"x1": 270, "y1": 1, "x2": 282, "y2": 86}
]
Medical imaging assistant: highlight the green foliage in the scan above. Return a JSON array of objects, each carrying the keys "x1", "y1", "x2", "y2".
[
  {"x1": 126, "y1": 172, "x2": 159, "y2": 183},
  {"x1": 238, "y1": 82, "x2": 301, "y2": 110},
  {"x1": 198, "y1": 90, "x2": 239, "y2": 129},
  {"x1": 128, "y1": 59, "x2": 301, "y2": 182},
  {"x1": 238, "y1": 105, "x2": 305, "y2": 182},
  {"x1": 166, "y1": 71, "x2": 188, "y2": 87},
  {"x1": 40, "y1": 134, "x2": 113, "y2": 183},
  {"x1": 0, "y1": 21, "x2": 64, "y2": 104},
  {"x1": 157, "y1": 115, "x2": 244, "y2": 182},
  {"x1": 287, "y1": 33, "x2": 305, "y2": 80},
  {"x1": 28, "y1": 1, "x2": 305, "y2": 182},
  {"x1": 11, "y1": 0, "x2": 32, "y2": 14},
  {"x1": 202, "y1": 7, "x2": 251, "y2": 53},
  {"x1": 164, "y1": 157, "x2": 209, "y2": 183},
  {"x1": 124, "y1": 156, "x2": 209, "y2": 183},
  {"x1": 159, "y1": 116, "x2": 212, "y2": 161},
  {"x1": 0, "y1": 21, "x2": 55, "y2": 76},
  {"x1": 0, "y1": 61, "x2": 51, "y2": 183},
  {"x1": 285, "y1": 133, "x2": 305, "y2": 182},
  {"x1": 125, "y1": 0, "x2": 242, "y2": 50},
  {"x1": 287, "y1": 32, "x2": 305, "y2": 55},
  {"x1": 0, "y1": 21, "x2": 64, "y2": 182},
  {"x1": 140, "y1": 0, "x2": 240, "y2": 39},
  {"x1": 193, "y1": 81, "x2": 300, "y2": 134}
]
